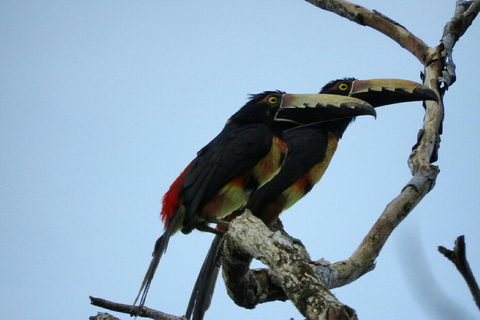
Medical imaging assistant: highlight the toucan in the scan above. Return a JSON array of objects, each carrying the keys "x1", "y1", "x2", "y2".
[
  {"x1": 133, "y1": 91, "x2": 376, "y2": 316},
  {"x1": 185, "y1": 78, "x2": 438, "y2": 320}
]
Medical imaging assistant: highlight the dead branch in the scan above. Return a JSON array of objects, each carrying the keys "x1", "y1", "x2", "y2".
[
  {"x1": 221, "y1": 238, "x2": 288, "y2": 308},
  {"x1": 89, "y1": 296, "x2": 184, "y2": 320},
  {"x1": 90, "y1": 313, "x2": 121, "y2": 320},
  {"x1": 222, "y1": 211, "x2": 357, "y2": 320},
  {"x1": 438, "y1": 236, "x2": 480, "y2": 311},
  {"x1": 440, "y1": 0, "x2": 480, "y2": 88},
  {"x1": 303, "y1": 0, "x2": 429, "y2": 63}
]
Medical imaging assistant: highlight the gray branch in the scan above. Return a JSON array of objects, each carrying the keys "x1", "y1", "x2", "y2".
[
  {"x1": 89, "y1": 296, "x2": 184, "y2": 320},
  {"x1": 304, "y1": 0, "x2": 430, "y2": 63},
  {"x1": 438, "y1": 236, "x2": 480, "y2": 311},
  {"x1": 222, "y1": 211, "x2": 357, "y2": 320},
  {"x1": 439, "y1": 0, "x2": 480, "y2": 88},
  {"x1": 90, "y1": 313, "x2": 121, "y2": 320}
]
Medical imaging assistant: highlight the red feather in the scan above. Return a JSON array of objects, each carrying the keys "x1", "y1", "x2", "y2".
[{"x1": 160, "y1": 163, "x2": 192, "y2": 228}]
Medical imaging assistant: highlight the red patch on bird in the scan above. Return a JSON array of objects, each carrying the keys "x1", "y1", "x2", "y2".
[
  {"x1": 201, "y1": 194, "x2": 226, "y2": 218},
  {"x1": 293, "y1": 174, "x2": 310, "y2": 192},
  {"x1": 160, "y1": 163, "x2": 192, "y2": 229},
  {"x1": 201, "y1": 177, "x2": 246, "y2": 218},
  {"x1": 225, "y1": 176, "x2": 245, "y2": 189}
]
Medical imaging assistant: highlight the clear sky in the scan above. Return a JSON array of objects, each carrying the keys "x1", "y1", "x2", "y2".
[{"x1": 1, "y1": 1, "x2": 479, "y2": 319}]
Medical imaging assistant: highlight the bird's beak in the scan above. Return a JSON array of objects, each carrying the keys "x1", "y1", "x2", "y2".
[
  {"x1": 274, "y1": 94, "x2": 376, "y2": 125},
  {"x1": 349, "y1": 79, "x2": 439, "y2": 107}
]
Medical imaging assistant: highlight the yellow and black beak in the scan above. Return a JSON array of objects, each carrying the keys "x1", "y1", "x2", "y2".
[
  {"x1": 274, "y1": 93, "x2": 376, "y2": 125},
  {"x1": 346, "y1": 79, "x2": 438, "y2": 107}
]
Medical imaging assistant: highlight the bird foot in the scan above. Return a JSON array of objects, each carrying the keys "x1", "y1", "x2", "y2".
[
  {"x1": 196, "y1": 222, "x2": 225, "y2": 236},
  {"x1": 205, "y1": 217, "x2": 230, "y2": 228},
  {"x1": 269, "y1": 219, "x2": 285, "y2": 232}
]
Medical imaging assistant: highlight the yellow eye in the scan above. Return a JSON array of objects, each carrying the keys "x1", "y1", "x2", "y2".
[
  {"x1": 268, "y1": 96, "x2": 278, "y2": 104},
  {"x1": 339, "y1": 83, "x2": 349, "y2": 91}
]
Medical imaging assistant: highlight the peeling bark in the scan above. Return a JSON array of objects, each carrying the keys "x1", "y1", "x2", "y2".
[{"x1": 222, "y1": 212, "x2": 357, "y2": 320}]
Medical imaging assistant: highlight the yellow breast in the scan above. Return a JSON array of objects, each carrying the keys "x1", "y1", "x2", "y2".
[{"x1": 282, "y1": 134, "x2": 339, "y2": 211}]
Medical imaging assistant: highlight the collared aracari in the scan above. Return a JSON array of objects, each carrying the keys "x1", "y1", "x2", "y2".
[
  {"x1": 133, "y1": 91, "x2": 376, "y2": 315},
  {"x1": 186, "y1": 79, "x2": 438, "y2": 320}
]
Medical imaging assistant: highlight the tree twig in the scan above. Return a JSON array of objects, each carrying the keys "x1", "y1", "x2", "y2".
[
  {"x1": 325, "y1": 176, "x2": 437, "y2": 288},
  {"x1": 89, "y1": 296, "x2": 184, "y2": 320},
  {"x1": 304, "y1": 0, "x2": 430, "y2": 64},
  {"x1": 439, "y1": 0, "x2": 480, "y2": 89},
  {"x1": 438, "y1": 236, "x2": 480, "y2": 311}
]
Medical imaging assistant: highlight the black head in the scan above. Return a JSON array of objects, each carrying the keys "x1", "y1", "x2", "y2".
[
  {"x1": 228, "y1": 91, "x2": 286, "y2": 125},
  {"x1": 321, "y1": 78, "x2": 357, "y2": 96}
]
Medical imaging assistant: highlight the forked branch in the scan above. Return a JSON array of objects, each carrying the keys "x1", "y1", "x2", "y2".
[{"x1": 438, "y1": 236, "x2": 480, "y2": 311}]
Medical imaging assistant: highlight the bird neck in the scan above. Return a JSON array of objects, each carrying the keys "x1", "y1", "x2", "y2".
[
  {"x1": 322, "y1": 118, "x2": 353, "y2": 139},
  {"x1": 278, "y1": 117, "x2": 354, "y2": 139}
]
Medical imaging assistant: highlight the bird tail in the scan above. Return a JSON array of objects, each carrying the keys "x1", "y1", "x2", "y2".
[
  {"x1": 185, "y1": 234, "x2": 222, "y2": 320},
  {"x1": 133, "y1": 212, "x2": 181, "y2": 317}
]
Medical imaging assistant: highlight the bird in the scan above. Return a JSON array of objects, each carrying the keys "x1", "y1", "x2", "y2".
[
  {"x1": 133, "y1": 91, "x2": 376, "y2": 316},
  {"x1": 185, "y1": 78, "x2": 438, "y2": 320}
]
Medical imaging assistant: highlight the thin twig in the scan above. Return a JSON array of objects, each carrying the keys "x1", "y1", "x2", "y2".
[
  {"x1": 89, "y1": 296, "x2": 184, "y2": 320},
  {"x1": 438, "y1": 236, "x2": 480, "y2": 311},
  {"x1": 440, "y1": 0, "x2": 480, "y2": 89}
]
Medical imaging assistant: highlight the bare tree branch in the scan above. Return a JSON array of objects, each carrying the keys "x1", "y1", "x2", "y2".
[
  {"x1": 303, "y1": 0, "x2": 430, "y2": 63},
  {"x1": 438, "y1": 236, "x2": 480, "y2": 311},
  {"x1": 89, "y1": 296, "x2": 184, "y2": 320},
  {"x1": 90, "y1": 313, "x2": 121, "y2": 320},
  {"x1": 222, "y1": 211, "x2": 357, "y2": 320},
  {"x1": 220, "y1": 178, "x2": 437, "y2": 301},
  {"x1": 440, "y1": 0, "x2": 480, "y2": 88},
  {"x1": 221, "y1": 240, "x2": 288, "y2": 308},
  {"x1": 443, "y1": 1, "x2": 480, "y2": 44},
  {"x1": 326, "y1": 176, "x2": 437, "y2": 287}
]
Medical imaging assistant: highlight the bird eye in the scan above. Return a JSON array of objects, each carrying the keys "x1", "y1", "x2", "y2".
[
  {"x1": 268, "y1": 96, "x2": 278, "y2": 104},
  {"x1": 339, "y1": 83, "x2": 349, "y2": 91}
]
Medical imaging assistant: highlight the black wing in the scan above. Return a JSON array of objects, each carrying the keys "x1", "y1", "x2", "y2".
[{"x1": 181, "y1": 122, "x2": 273, "y2": 232}]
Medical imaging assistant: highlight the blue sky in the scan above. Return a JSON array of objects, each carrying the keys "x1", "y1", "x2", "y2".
[{"x1": 1, "y1": 1, "x2": 479, "y2": 319}]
